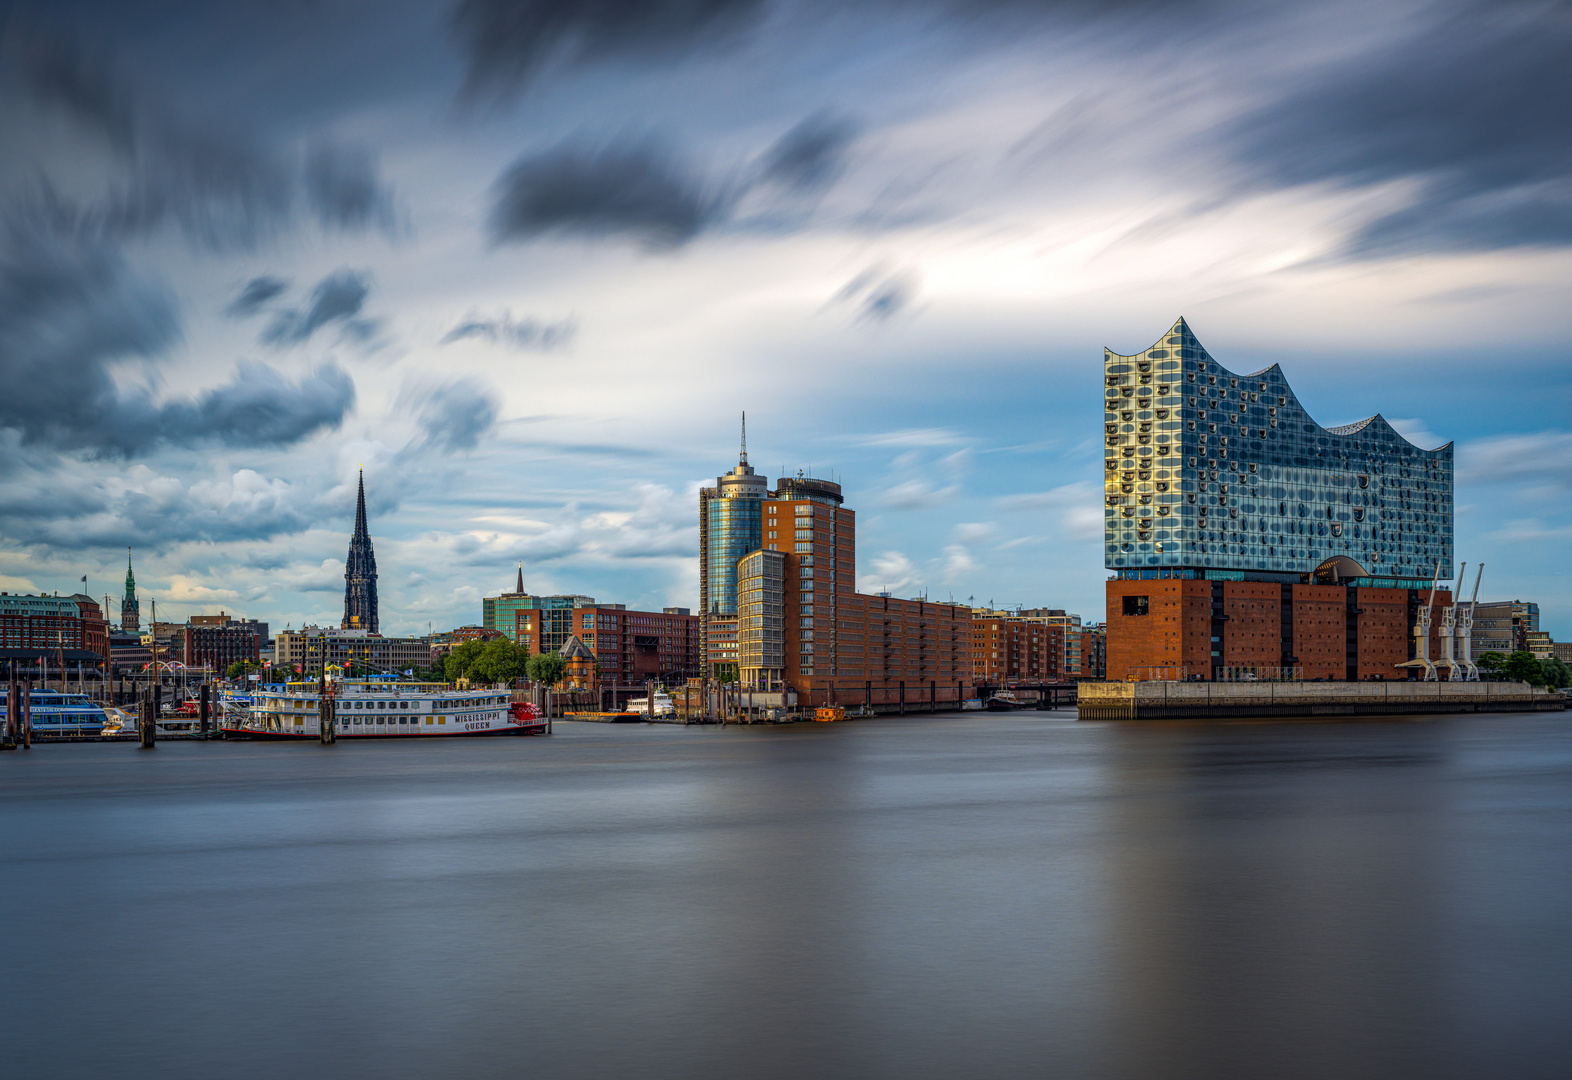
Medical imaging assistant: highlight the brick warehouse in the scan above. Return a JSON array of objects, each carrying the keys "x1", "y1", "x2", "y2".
[{"x1": 1104, "y1": 318, "x2": 1460, "y2": 681}]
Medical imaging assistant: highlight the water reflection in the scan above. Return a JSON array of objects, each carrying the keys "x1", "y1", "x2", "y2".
[{"x1": 2, "y1": 715, "x2": 1570, "y2": 1079}]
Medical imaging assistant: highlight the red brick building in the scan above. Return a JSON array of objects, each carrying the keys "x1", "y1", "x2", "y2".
[{"x1": 516, "y1": 605, "x2": 700, "y2": 686}]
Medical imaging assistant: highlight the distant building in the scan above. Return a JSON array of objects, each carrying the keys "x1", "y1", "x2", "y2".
[
  {"x1": 699, "y1": 416, "x2": 769, "y2": 676},
  {"x1": 1079, "y1": 624, "x2": 1107, "y2": 680},
  {"x1": 342, "y1": 469, "x2": 379, "y2": 634},
  {"x1": 1552, "y1": 642, "x2": 1572, "y2": 664},
  {"x1": 430, "y1": 625, "x2": 505, "y2": 657},
  {"x1": 274, "y1": 627, "x2": 432, "y2": 676},
  {"x1": 515, "y1": 603, "x2": 700, "y2": 685},
  {"x1": 1524, "y1": 630, "x2": 1553, "y2": 660},
  {"x1": 481, "y1": 567, "x2": 596, "y2": 645},
  {"x1": 182, "y1": 613, "x2": 263, "y2": 672},
  {"x1": 120, "y1": 550, "x2": 140, "y2": 633},
  {"x1": 1473, "y1": 601, "x2": 1539, "y2": 655},
  {"x1": 0, "y1": 592, "x2": 110, "y2": 673}
]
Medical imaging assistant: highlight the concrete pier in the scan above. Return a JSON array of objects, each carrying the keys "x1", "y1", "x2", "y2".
[{"x1": 1078, "y1": 680, "x2": 1565, "y2": 721}]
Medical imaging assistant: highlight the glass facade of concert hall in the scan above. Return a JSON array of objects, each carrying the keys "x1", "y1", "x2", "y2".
[{"x1": 1104, "y1": 317, "x2": 1453, "y2": 586}]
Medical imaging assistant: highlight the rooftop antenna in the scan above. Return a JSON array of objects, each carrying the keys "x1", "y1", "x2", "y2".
[{"x1": 740, "y1": 412, "x2": 748, "y2": 466}]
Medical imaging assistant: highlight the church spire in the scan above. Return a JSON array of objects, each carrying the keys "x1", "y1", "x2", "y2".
[
  {"x1": 121, "y1": 547, "x2": 141, "y2": 633},
  {"x1": 343, "y1": 468, "x2": 379, "y2": 634},
  {"x1": 516, "y1": 562, "x2": 524, "y2": 594}
]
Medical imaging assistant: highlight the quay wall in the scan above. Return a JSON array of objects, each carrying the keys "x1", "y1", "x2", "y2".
[{"x1": 1077, "y1": 680, "x2": 1565, "y2": 721}]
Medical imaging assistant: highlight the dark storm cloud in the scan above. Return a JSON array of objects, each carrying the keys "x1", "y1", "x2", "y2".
[
  {"x1": 488, "y1": 140, "x2": 733, "y2": 248},
  {"x1": 451, "y1": 0, "x2": 769, "y2": 98},
  {"x1": 404, "y1": 377, "x2": 500, "y2": 452},
  {"x1": 1230, "y1": 1, "x2": 1572, "y2": 256},
  {"x1": 441, "y1": 310, "x2": 577, "y2": 349},
  {"x1": 0, "y1": 231, "x2": 354, "y2": 456},
  {"x1": 1, "y1": 17, "x2": 397, "y2": 253},
  {"x1": 758, "y1": 111, "x2": 860, "y2": 193},
  {"x1": 261, "y1": 269, "x2": 374, "y2": 345},
  {"x1": 226, "y1": 275, "x2": 290, "y2": 317}
]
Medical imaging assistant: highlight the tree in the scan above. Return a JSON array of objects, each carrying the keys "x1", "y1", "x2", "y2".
[
  {"x1": 1541, "y1": 656, "x2": 1572, "y2": 691},
  {"x1": 443, "y1": 640, "x2": 486, "y2": 683},
  {"x1": 526, "y1": 652, "x2": 567, "y2": 687},
  {"x1": 1503, "y1": 650, "x2": 1544, "y2": 687},
  {"x1": 1476, "y1": 651, "x2": 1507, "y2": 679},
  {"x1": 471, "y1": 638, "x2": 528, "y2": 684},
  {"x1": 226, "y1": 659, "x2": 262, "y2": 679}
]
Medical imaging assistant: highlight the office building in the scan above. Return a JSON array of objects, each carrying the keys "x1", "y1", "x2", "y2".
[
  {"x1": 1472, "y1": 600, "x2": 1539, "y2": 654},
  {"x1": 515, "y1": 604, "x2": 700, "y2": 685},
  {"x1": 1079, "y1": 624, "x2": 1107, "y2": 680},
  {"x1": 481, "y1": 567, "x2": 595, "y2": 645},
  {"x1": 1105, "y1": 318, "x2": 1458, "y2": 681},
  {"x1": 0, "y1": 592, "x2": 110, "y2": 671},
  {"x1": 274, "y1": 627, "x2": 433, "y2": 676},
  {"x1": 699, "y1": 416, "x2": 769, "y2": 676},
  {"x1": 342, "y1": 469, "x2": 379, "y2": 634},
  {"x1": 705, "y1": 437, "x2": 971, "y2": 707},
  {"x1": 183, "y1": 615, "x2": 262, "y2": 672}
]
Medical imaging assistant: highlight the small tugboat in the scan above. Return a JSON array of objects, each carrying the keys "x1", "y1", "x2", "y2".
[
  {"x1": 985, "y1": 689, "x2": 1030, "y2": 712},
  {"x1": 222, "y1": 677, "x2": 547, "y2": 739}
]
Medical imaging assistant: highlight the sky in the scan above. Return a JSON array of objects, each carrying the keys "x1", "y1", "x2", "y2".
[{"x1": 1, "y1": 0, "x2": 1569, "y2": 639}]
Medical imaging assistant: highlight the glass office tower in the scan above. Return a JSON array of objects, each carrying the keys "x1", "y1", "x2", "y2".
[
  {"x1": 699, "y1": 417, "x2": 769, "y2": 674},
  {"x1": 1105, "y1": 317, "x2": 1453, "y2": 585}
]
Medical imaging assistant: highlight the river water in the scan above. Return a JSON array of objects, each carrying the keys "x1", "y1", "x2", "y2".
[{"x1": 4, "y1": 712, "x2": 1571, "y2": 1079}]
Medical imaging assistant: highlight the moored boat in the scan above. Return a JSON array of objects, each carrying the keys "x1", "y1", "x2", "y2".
[
  {"x1": 0, "y1": 691, "x2": 109, "y2": 736},
  {"x1": 985, "y1": 690, "x2": 1030, "y2": 712},
  {"x1": 222, "y1": 678, "x2": 546, "y2": 739}
]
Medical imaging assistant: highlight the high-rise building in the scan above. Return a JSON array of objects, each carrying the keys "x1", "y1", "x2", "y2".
[
  {"x1": 343, "y1": 469, "x2": 379, "y2": 634},
  {"x1": 1104, "y1": 318, "x2": 1458, "y2": 681},
  {"x1": 702, "y1": 432, "x2": 971, "y2": 707},
  {"x1": 699, "y1": 415, "x2": 768, "y2": 676},
  {"x1": 120, "y1": 549, "x2": 140, "y2": 633}
]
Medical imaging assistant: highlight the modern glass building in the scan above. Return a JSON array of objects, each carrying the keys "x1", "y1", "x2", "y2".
[
  {"x1": 699, "y1": 417, "x2": 770, "y2": 675},
  {"x1": 1105, "y1": 317, "x2": 1453, "y2": 586}
]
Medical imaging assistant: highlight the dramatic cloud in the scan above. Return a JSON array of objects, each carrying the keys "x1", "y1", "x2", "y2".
[
  {"x1": 0, "y1": 232, "x2": 353, "y2": 456},
  {"x1": 261, "y1": 269, "x2": 374, "y2": 345},
  {"x1": 1, "y1": 18, "x2": 396, "y2": 253},
  {"x1": 404, "y1": 378, "x2": 501, "y2": 452},
  {"x1": 1230, "y1": 1, "x2": 1572, "y2": 256},
  {"x1": 441, "y1": 310, "x2": 577, "y2": 350},
  {"x1": 758, "y1": 111, "x2": 860, "y2": 193},
  {"x1": 1458, "y1": 431, "x2": 1572, "y2": 490},
  {"x1": 489, "y1": 139, "x2": 733, "y2": 248},
  {"x1": 226, "y1": 275, "x2": 289, "y2": 317},
  {"x1": 452, "y1": 0, "x2": 768, "y2": 98}
]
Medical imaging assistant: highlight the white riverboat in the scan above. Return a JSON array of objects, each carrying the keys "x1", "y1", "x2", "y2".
[{"x1": 222, "y1": 679, "x2": 545, "y2": 739}]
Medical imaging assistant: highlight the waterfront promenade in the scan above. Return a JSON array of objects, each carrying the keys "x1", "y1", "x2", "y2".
[{"x1": 5, "y1": 714, "x2": 1571, "y2": 1079}]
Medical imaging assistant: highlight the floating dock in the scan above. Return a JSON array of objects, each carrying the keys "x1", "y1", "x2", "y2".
[{"x1": 1077, "y1": 680, "x2": 1565, "y2": 721}]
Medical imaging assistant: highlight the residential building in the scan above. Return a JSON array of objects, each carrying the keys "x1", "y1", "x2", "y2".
[
  {"x1": 1552, "y1": 642, "x2": 1572, "y2": 664},
  {"x1": 343, "y1": 469, "x2": 379, "y2": 633},
  {"x1": 971, "y1": 612, "x2": 1065, "y2": 684},
  {"x1": 1105, "y1": 317, "x2": 1458, "y2": 681},
  {"x1": 1525, "y1": 630, "x2": 1553, "y2": 660},
  {"x1": 274, "y1": 627, "x2": 433, "y2": 676},
  {"x1": 1079, "y1": 624, "x2": 1107, "y2": 680},
  {"x1": 738, "y1": 549, "x2": 786, "y2": 689},
  {"x1": 515, "y1": 603, "x2": 700, "y2": 685},
  {"x1": 0, "y1": 592, "x2": 110, "y2": 671}
]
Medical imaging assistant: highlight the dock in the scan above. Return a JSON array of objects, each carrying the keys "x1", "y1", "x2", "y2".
[{"x1": 1077, "y1": 680, "x2": 1566, "y2": 721}]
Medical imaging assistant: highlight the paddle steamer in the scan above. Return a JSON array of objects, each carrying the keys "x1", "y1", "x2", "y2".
[{"x1": 222, "y1": 679, "x2": 545, "y2": 739}]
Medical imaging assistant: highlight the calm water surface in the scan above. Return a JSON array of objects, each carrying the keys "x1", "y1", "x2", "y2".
[{"x1": 4, "y1": 713, "x2": 1571, "y2": 1079}]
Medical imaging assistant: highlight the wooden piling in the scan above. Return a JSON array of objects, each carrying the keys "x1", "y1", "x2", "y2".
[
  {"x1": 199, "y1": 683, "x2": 211, "y2": 736},
  {"x1": 139, "y1": 690, "x2": 155, "y2": 748}
]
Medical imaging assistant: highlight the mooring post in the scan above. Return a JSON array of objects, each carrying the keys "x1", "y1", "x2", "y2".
[
  {"x1": 319, "y1": 689, "x2": 335, "y2": 744},
  {"x1": 22, "y1": 678, "x2": 31, "y2": 749},
  {"x1": 199, "y1": 684, "x2": 210, "y2": 736},
  {"x1": 140, "y1": 689, "x2": 156, "y2": 748}
]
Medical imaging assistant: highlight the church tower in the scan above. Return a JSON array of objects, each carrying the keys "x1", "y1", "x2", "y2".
[
  {"x1": 120, "y1": 548, "x2": 140, "y2": 633},
  {"x1": 342, "y1": 469, "x2": 380, "y2": 634}
]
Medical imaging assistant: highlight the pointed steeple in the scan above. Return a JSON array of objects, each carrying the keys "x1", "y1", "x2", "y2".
[
  {"x1": 343, "y1": 468, "x2": 379, "y2": 634},
  {"x1": 124, "y1": 548, "x2": 136, "y2": 596},
  {"x1": 120, "y1": 547, "x2": 141, "y2": 633},
  {"x1": 516, "y1": 562, "x2": 525, "y2": 594},
  {"x1": 353, "y1": 468, "x2": 369, "y2": 539}
]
